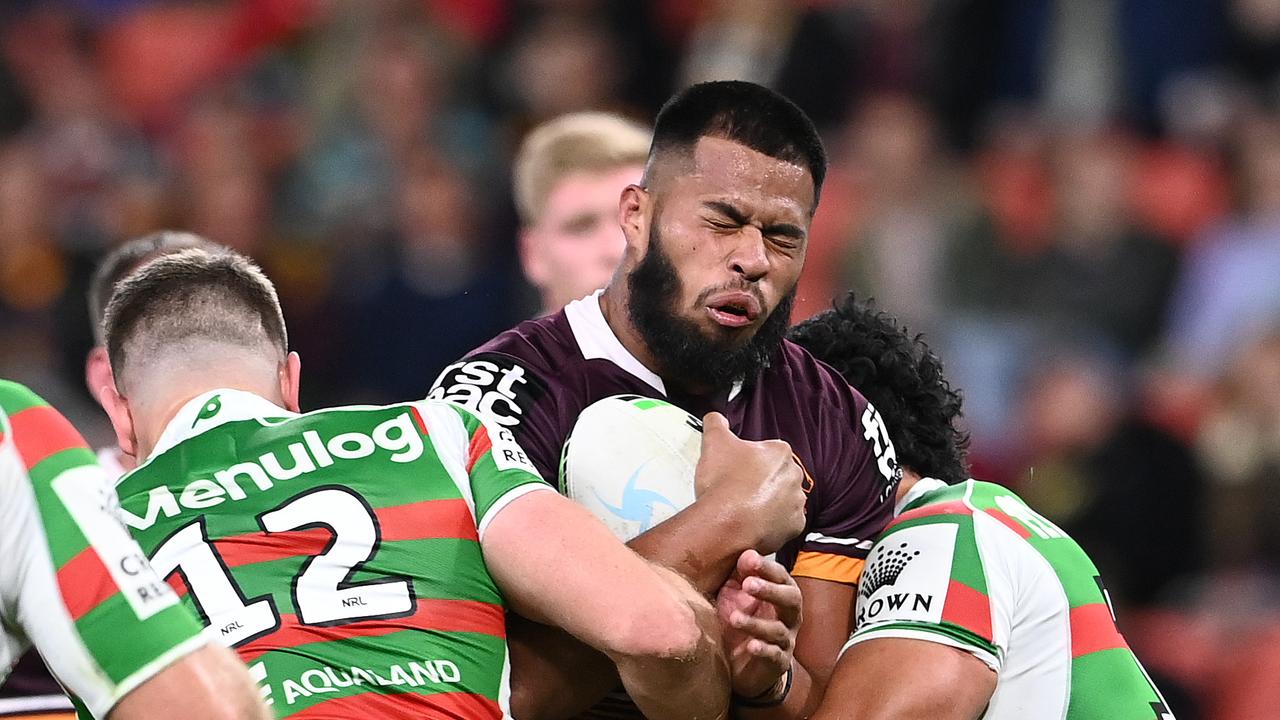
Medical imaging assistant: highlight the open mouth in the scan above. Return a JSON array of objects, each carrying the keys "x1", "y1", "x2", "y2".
[{"x1": 705, "y1": 292, "x2": 761, "y2": 328}]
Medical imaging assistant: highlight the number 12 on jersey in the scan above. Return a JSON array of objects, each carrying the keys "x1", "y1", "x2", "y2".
[{"x1": 149, "y1": 487, "x2": 414, "y2": 647}]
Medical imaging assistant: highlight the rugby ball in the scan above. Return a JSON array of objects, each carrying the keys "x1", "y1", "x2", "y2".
[{"x1": 559, "y1": 395, "x2": 703, "y2": 542}]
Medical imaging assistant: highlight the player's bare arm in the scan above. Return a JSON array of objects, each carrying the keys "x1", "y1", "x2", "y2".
[
  {"x1": 627, "y1": 412, "x2": 808, "y2": 595},
  {"x1": 812, "y1": 638, "x2": 995, "y2": 720},
  {"x1": 483, "y1": 487, "x2": 730, "y2": 720},
  {"x1": 109, "y1": 644, "x2": 272, "y2": 720}
]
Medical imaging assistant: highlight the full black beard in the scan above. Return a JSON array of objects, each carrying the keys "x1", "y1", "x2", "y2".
[{"x1": 627, "y1": 225, "x2": 795, "y2": 394}]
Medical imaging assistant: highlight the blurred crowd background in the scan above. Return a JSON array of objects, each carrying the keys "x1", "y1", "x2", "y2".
[{"x1": 0, "y1": 0, "x2": 1278, "y2": 716}]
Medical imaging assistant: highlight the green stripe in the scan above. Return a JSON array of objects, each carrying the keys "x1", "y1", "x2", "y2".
[
  {"x1": 28, "y1": 450, "x2": 98, "y2": 568},
  {"x1": 256, "y1": 628, "x2": 507, "y2": 715},
  {"x1": 855, "y1": 620, "x2": 1000, "y2": 660},
  {"x1": 0, "y1": 380, "x2": 45, "y2": 417},
  {"x1": 74, "y1": 593, "x2": 203, "y2": 684},
  {"x1": 1067, "y1": 648, "x2": 1163, "y2": 719},
  {"x1": 469, "y1": 450, "x2": 543, "y2": 523}
]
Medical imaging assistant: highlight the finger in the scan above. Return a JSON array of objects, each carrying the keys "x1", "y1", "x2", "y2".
[
  {"x1": 736, "y1": 548, "x2": 764, "y2": 577},
  {"x1": 746, "y1": 638, "x2": 790, "y2": 667},
  {"x1": 743, "y1": 578, "x2": 803, "y2": 626},
  {"x1": 701, "y1": 412, "x2": 732, "y2": 439},
  {"x1": 730, "y1": 613, "x2": 792, "y2": 648},
  {"x1": 745, "y1": 555, "x2": 796, "y2": 587}
]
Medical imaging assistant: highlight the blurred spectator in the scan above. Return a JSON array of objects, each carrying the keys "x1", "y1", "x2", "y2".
[
  {"x1": 512, "y1": 111, "x2": 650, "y2": 316},
  {"x1": 1165, "y1": 110, "x2": 1280, "y2": 379},
  {"x1": 815, "y1": 93, "x2": 976, "y2": 332},
  {"x1": 343, "y1": 150, "x2": 519, "y2": 402},
  {"x1": 1196, "y1": 332, "x2": 1280, "y2": 573},
  {"x1": 1014, "y1": 350, "x2": 1206, "y2": 608}
]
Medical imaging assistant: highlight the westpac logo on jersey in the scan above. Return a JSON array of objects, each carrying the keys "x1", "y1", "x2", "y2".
[
  {"x1": 856, "y1": 522, "x2": 957, "y2": 628},
  {"x1": 122, "y1": 412, "x2": 425, "y2": 531},
  {"x1": 428, "y1": 353, "x2": 545, "y2": 428}
]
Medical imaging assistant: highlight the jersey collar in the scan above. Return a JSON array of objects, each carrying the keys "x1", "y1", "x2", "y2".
[
  {"x1": 895, "y1": 476, "x2": 949, "y2": 516},
  {"x1": 148, "y1": 388, "x2": 296, "y2": 461},
  {"x1": 565, "y1": 290, "x2": 667, "y2": 395}
]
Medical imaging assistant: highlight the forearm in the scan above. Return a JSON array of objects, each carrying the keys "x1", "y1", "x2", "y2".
[
  {"x1": 627, "y1": 502, "x2": 754, "y2": 595},
  {"x1": 619, "y1": 578, "x2": 731, "y2": 720}
]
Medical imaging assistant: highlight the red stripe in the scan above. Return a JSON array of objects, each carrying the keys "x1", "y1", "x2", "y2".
[
  {"x1": 985, "y1": 509, "x2": 1032, "y2": 539},
  {"x1": 289, "y1": 690, "x2": 500, "y2": 720},
  {"x1": 466, "y1": 426, "x2": 492, "y2": 474},
  {"x1": 378, "y1": 498, "x2": 477, "y2": 542},
  {"x1": 56, "y1": 548, "x2": 118, "y2": 621},
  {"x1": 239, "y1": 598, "x2": 505, "y2": 662},
  {"x1": 888, "y1": 499, "x2": 973, "y2": 531},
  {"x1": 216, "y1": 528, "x2": 331, "y2": 568},
  {"x1": 1070, "y1": 603, "x2": 1128, "y2": 658},
  {"x1": 167, "y1": 572, "x2": 190, "y2": 598},
  {"x1": 214, "y1": 499, "x2": 480, "y2": 569},
  {"x1": 409, "y1": 406, "x2": 429, "y2": 436},
  {"x1": 10, "y1": 405, "x2": 88, "y2": 470},
  {"x1": 941, "y1": 579, "x2": 993, "y2": 641}
]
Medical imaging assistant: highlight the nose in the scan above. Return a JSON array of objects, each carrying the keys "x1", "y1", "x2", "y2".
[{"x1": 729, "y1": 228, "x2": 769, "y2": 282}]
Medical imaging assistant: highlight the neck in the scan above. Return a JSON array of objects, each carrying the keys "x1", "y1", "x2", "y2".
[
  {"x1": 894, "y1": 468, "x2": 924, "y2": 508},
  {"x1": 599, "y1": 280, "x2": 666, "y2": 382},
  {"x1": 132, "y1": 364, "x2": 281, "y2": 459}
]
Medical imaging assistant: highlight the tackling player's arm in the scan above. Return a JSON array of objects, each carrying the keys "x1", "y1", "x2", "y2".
[
  {"x1": 814, "y1": 509, "x2": 1002, "y2": 720},
  {"x1": 0, "y1": 381, "x2": 269, "y2": 720},
  {"x1": 812, "y1": 638, "x2": 995, "y2": 720},
  {"x1": 451, "y1": 403, "x2": 731, "y2": 720}
]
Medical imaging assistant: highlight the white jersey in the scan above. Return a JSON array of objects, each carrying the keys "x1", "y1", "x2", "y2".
[
  {"x1": 0, "y1": 381, "x2": 207, "y2": 718},
  {"x1": 844, "y1": 479, "x2": 1173, "y2": 719}
]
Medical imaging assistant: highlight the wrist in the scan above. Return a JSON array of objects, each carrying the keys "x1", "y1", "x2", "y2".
[{"x1": 733, "y1": 660, "x2": 794, "y2": 709}]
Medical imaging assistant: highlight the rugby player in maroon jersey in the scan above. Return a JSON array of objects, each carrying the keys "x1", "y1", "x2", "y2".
[{"x1": 431, "y1": 80, "x2": 901, "y2": 719}]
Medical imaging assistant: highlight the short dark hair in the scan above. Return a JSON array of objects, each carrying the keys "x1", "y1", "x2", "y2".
[
  {"x1": 789, "y1": 293, "x2": 970, "y2": 483},
  {"x1": 87, "y1": 231, "x2": 214, "y2": 345},
  {"x1": 104, "y1": 248, "x2": 288, "y2": 388},
  {"x1": 647, "y1": 80, "x2": 827, "y2": 204}
]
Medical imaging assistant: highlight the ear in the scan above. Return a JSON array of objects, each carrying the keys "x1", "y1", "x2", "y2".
[
  {"x1": 84, "y1": 347, "x2": 115, "y2": 411},
  {"x1": 618, "y1": 184, "x2": 651, "y2": 256},
  {"x1": 518, "y1": 228, "x2": 549, "y2": 288},
  {"x1": 101, "y1": 384, "x2": 138, "y2": 458},
  {"x1": 280, "y1": 351, "x2": 302, "y2": 413}
]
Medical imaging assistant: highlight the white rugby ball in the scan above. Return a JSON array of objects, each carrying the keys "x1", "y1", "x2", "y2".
[{"x1": 559, "y1": 395, "x2": 703, "y2": 542}]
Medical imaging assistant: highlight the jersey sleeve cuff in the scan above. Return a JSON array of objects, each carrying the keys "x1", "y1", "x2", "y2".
[
  {"x1": 791, "y1": 551, "x2": 866, "y2": 585},
  {"x1": 841, "y1": 626, "x2": 1001, "y2": 673},
  {"x1": 476, "y1": 482, "x2": 557, "y2": 541},
  {"x1": 98, "y1": 632, "x2": 210, "y2": 720}
]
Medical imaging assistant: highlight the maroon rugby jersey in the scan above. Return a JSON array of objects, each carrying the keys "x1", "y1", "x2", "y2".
[{"x1": 429, "y1": 291, "x2": 899, "y2": 583}]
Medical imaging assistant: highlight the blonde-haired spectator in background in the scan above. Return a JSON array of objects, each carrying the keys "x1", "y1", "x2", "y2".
[{"x1": 513, "y1": 112, "x2": 651, "y2": 315}]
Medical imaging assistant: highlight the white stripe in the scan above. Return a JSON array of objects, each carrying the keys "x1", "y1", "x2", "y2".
[
  {"x1": 803, "y1": 532, "x2": 874, "y2": 550},
  {"x1": 0, "y1": 695, "x2": 75, "y2": 714},
  {"x1": 419, "y1": 401, "x2": 479, "y2": 526},
  {"x1": 842, "y1": 626, "x2": 1001, "y2": 671},
  {"x1": 476, "y1": 483, "x2": 556, "y2": 541}
]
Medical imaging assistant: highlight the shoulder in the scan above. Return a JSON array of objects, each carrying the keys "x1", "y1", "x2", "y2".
[
  {"x1": 0, "y1": 379, "x2": 44, "y2": 419},
  {"x1": 469, "y1": 312, "x2": 579, "y2": 373},
  {"x1": 770, "y1": 340, "x2": 865, "y2": 404}
]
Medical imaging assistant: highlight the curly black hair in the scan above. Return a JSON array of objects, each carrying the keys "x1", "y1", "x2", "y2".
[{"x1": 789, "y1": 293, "x2": 970, "y2": 484}]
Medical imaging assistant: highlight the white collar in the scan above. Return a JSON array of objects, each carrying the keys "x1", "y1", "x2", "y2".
[
  {"x1": 564, "y1": 290, "x2": 666, "y2": 395},
  {"x1": 563, "y1": 290, "x2": 748, "y2": 401},
  {"x1": 894, "y1": 477, "x2": 949, "y2": 517},
  {"x1": 148, "y1": 388, "x2": 296, "y2": 461}
]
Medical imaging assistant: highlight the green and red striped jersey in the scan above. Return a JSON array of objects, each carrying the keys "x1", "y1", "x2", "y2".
[
  {"x1": 115, "y1": 389, "x2": 551, "y2": 719},
  {"x1": 844, "y1": 479, "x2": 1174, "y2": 719},
  {"x1": 0, "y1": 380, "x2": 206, "y2": 719}
]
